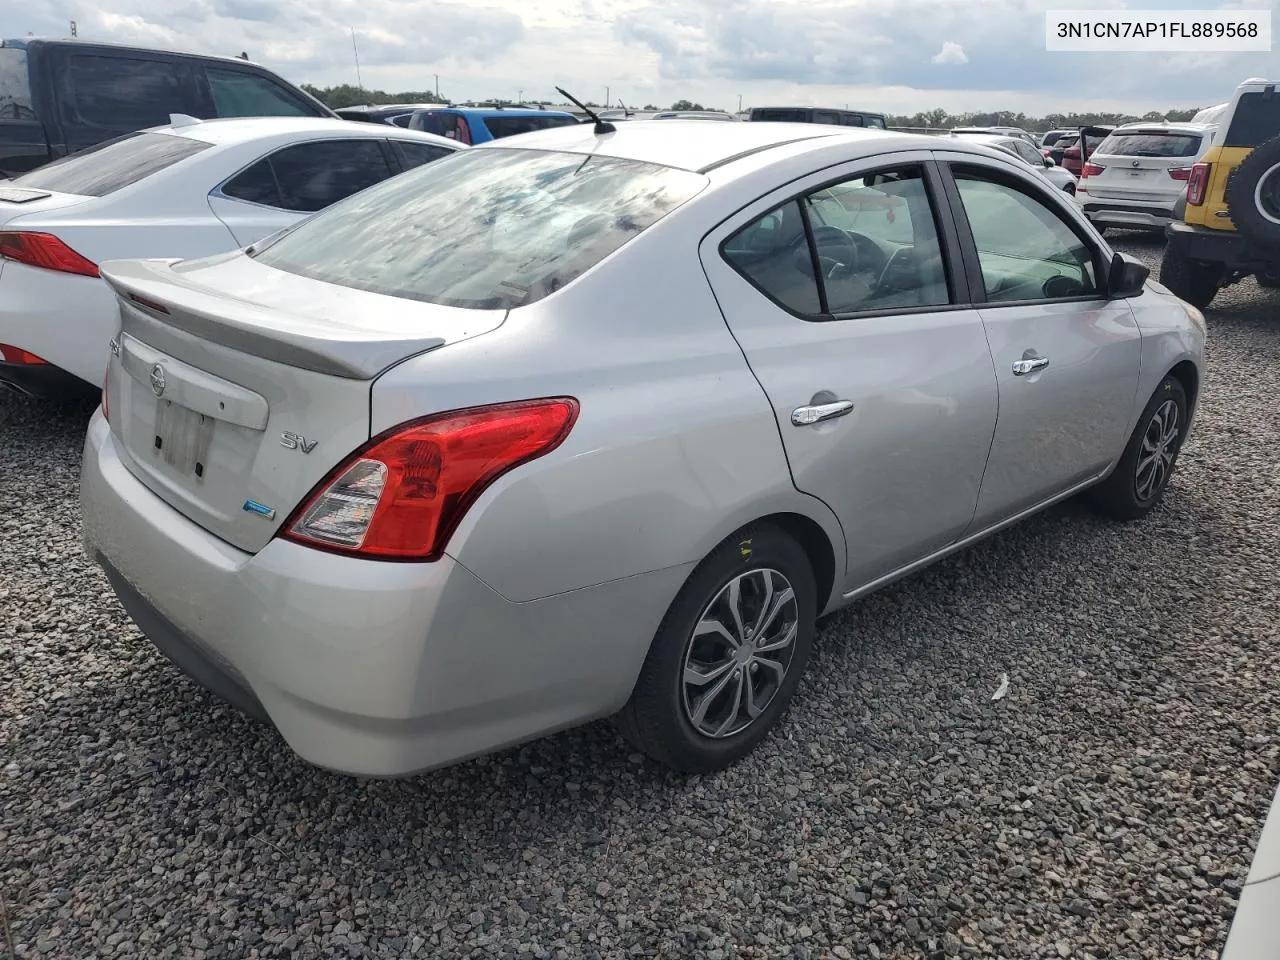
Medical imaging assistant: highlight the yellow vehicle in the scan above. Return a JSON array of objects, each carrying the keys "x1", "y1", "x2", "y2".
[{"x1": 1162, "y1": 78, "x2": 1280, "y2": 309}]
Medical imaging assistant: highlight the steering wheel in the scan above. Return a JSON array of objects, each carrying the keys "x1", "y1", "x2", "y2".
[{"x1": 810, "y1": 226, "x2": 860, "y2": 279}]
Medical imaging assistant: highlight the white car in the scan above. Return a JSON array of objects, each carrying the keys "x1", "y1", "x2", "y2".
[
  {"x1": 1074, "y1": 122, "x2": 1216, "y2": 233},
  {"x1": 0, "y1": 116, "x2": 462, "y2": 398},
  {"x1": 950, "y1": 132, "x2": 1079, "y2": 194}
]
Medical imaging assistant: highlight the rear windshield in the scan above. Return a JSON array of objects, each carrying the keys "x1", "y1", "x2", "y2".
[
  {"x1": 252, "y1": 148, "x2": 706, "y2": 310},
  {"x1": 0, "y1": 48, "x2": 34, "y2": 121},
  {"x1": 1095, "y1": 131, "x2": 1202, "y2": 157},
  {"x1": 11, "y1": 131, "x2": 210, "y2": 196},
  {"x1": 482, "y1": 115, "x2": 578, "y2": 139},
  {"x1": 1225, "y1": 92, "x2": 1280, "y2": 148}
]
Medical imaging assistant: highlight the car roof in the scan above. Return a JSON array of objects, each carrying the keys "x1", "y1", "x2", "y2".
[
  {"x1": 422, "y1": 107, "x2": 576, "y2": 119},
  {"x1": 2, "y1": 36, "x2": 267, "y2": 68},
  {"x1": 142, "y1": 115, "x2": 461, "y2": 148},
  {"x1": 950, "y1": 132, "x2": 1016, "y2": 145},
  {"x1": 1110, "y1": 121, "x2": 1213, "y2": 133},
  {"x1": 472, "y1": 119, "x2": 932, "y2": 173},
  {"x1": 752, "y1": 105, "x2": 884, "y2": 115}
]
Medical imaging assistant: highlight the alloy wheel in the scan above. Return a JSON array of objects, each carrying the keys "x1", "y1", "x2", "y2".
[
  {"x1": 681, "y1": 568, "x2": 799, "y2": 739},
  {"x1": 1134, "y1": 398, "x2": 1180, "y2": 502}
]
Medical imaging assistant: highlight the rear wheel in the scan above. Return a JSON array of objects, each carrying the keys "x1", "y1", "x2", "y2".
[
  {"x1": 1085, "y1": 375, "x2": 1188, "y2": 521},
  {"x1": 616, "y1": 525, "x2": 816, "y2": 772},
  {"x1": 1256, "y1": 268, "x2": 1280, "y2": 289},
  {"x1": 1160, "y1": 245, "x2": 1223, "y2": 310}
]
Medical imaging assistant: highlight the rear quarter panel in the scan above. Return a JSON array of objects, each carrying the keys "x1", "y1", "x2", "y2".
[
  {"x1": 370, "y1": 212, "x2": 847, "y2": 605},
  {"x1": 1187, "y1": 145, "x2": 1247, "y2": 230}
]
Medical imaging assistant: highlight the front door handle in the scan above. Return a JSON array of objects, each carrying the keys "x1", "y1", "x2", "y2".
[
  {"x1": 791, "y1": 400, "x2": 855, "y2": 426},
  {"x1": 1012, "y1": 356, "x2": 1050, "y2": 376}
]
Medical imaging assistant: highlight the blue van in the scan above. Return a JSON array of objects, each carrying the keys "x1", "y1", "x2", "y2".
[{"x1": 407, "y1": 106, "x2": 579, "y2": 144}]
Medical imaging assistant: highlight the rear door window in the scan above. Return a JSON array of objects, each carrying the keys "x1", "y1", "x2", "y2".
[
  {"x1": 813, "y1": 111, "x2": 842, "y2": 125},
  {"x1": 0, "y1": 48, "x2": 35, "y2": 121},
  {"x1": 205, "y1": 68, "x2": 315, "y2": 117},
  {"x1": 60, "y1": 54, "x2": 192, "y2": 134},
  {"x1": 1224, "y1": 92, "x2": 1280, "y2": 148},
  {"x1": 1096, "y1": 132, "x2": 1202, "y2": 157},
  {"x1": 752, "y1": 109, "x2": 809, "y2": 122},
  {"x1": 11, "y1": 131, "x2": 210, "y2": 196},
  {"x1": 252, "y1": 148, "x2": 706, "y2": 309},
  {"x1": 840, "y1": 114, "x2": 865, "y2": 127},
  {"x1": 863, "y1": 116, "x2": 887, "y2": 129},
  {"x1": 389, "y1": 140, "x2": 454, "y2": 170},
  {"x1": 482, "y1": 115, "x2": 578, "y2": 139},
  {"x1": 225, "y1": 139, "x2": 394, "y2": 212}
]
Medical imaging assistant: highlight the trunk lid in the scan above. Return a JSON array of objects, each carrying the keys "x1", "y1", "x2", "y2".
[
  {"x1": 99, "y1": 253, "x2": 507, "y2": 553},
  {"x1": 0, "y1": 187, "x2": 93, "y2": 226}
]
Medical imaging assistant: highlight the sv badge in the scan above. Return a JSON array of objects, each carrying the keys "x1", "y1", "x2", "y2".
[{"x1": 280, "y1": 432, "x2": 317, "y2": 453}]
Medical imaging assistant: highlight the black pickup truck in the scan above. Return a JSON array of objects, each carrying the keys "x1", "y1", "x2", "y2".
[{"x1": 0, "y1": 37, "x2": 333, "y2": 176}]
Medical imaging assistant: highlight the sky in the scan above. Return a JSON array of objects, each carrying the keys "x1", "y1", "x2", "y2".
[{"x1": 4, "y1": 0, "x2": 1277, "y2": 116}]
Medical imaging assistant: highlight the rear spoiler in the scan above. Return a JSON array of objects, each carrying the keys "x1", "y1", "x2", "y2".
[{"x1": 99, "y1": 258, "x2": 448, "y2": 380}]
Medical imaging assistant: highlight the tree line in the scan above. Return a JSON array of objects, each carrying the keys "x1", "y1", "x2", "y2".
[{"x1": 299, "y1": 85, "x2": 1204, "y2": 129}]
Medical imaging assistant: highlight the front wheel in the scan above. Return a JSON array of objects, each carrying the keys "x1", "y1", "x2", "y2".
[
  {"x1": 1085, "y1": 375, "x2": 1188, "y2": 521},
  {"x1": 615, "y1": 525, "x2": 816, "y2": 772},
  {"x1": 1160, "y1": 246, "x2": 1223, "y2": 310}
]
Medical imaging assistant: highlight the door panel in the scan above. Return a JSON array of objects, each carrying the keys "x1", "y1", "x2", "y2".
[
  {"x1": 971, "y1": 298, "x2": 1140, "y2": 525},
  {"x1": 701, "y1": 155, "x2": 999, "y2": 591},
  {"x1": 941, "y1": 160, "x2": 1142, "y2": 526}
]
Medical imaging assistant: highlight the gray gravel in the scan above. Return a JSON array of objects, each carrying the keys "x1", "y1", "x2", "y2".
[{"x1": 2, "y1": 231, "x2": 1279, "y2": 959}]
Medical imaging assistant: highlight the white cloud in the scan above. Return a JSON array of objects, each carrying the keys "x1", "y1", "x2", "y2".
[
  {"x1": 930, "y1": 41, "x2": 968, "y2": 65},
  {"x1": 1, "y1": 0, "x2": 1270, "y2": 115}
]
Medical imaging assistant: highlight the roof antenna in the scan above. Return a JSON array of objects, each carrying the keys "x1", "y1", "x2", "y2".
[
  {"x1": 617, "y1": 98, "x2": 633, "y2": 118},
  {"x1": 556, "y1": 86, "x2": 615, "y2": 134}
]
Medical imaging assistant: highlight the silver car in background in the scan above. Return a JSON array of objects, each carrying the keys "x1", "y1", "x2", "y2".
[{"x1": 81, "y1": 121, "x2": 1205, "y2": 777}]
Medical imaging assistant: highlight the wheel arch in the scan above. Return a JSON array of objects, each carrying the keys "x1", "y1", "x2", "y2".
[{"x1": 1168, "y1": 358, "x2": 1199, "y2": 413}]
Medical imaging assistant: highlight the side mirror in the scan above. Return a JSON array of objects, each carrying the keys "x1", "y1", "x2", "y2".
[
  {"x1": 1043, "y1": 155, "x2": 1056, "y2": 167},
  {"x1": 1108, "y1": 252, "x2": 1150, "y2": 298}
]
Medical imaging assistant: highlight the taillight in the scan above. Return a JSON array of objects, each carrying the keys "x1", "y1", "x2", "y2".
[
  {"x1": 282, "y1": 398, "x2": 579, "y2": 561},
  {"x1": 0, "y1": 343, "x2": 48, "y2": 364},
  {"x1": 1186, "y1": 163, "x2": 1211, "y2": 205},
  {"x1": 1168, "y1": 167, "x2": 1191, "y2": 181},
  {"x1": 1081, "y1": 163, "x2": 1105, "y2": 178},
  {"x1": 0, "y1": 231, "x2": 99, "y2": 277}
]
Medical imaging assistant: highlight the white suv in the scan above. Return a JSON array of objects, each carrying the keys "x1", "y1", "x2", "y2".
[{"x1": 1075, "y1": 122, "x2": 1216, "y2": 232}]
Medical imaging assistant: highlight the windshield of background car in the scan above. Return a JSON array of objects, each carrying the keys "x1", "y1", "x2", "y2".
[
  {"x1": 1225, "y1": 92, "x2": 1280, "y2": 148},
  {"x1": 1096, "y1": 131, "x2": 1202, "y2": 157},
  {"x1": 10, "y1": 131, "x2": 211, "y2": 196},
  {"x1": 483, "y1": 115, "x2": 579, "y2": 138},
  {"x1": 251, "y1": 148, "x2": 708, "y2": 310}
]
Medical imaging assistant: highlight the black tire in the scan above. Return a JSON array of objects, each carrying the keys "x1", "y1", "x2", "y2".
[
  {"x1": 1160, "y1": 245, "x2": 1223, "y2": 310},
  {"x1": 615, "y1": 524, "x2": 816, "y2": 772},
  {"x1": 1085, "y1": 375, "x2": 1188, "y2": 521},
  {"x1": 1257, "y1": 269, "x2": 1280, "y2": 289},
  {"x1": 1225, "y1": 134, "x2": 1280, "y2": 249}
]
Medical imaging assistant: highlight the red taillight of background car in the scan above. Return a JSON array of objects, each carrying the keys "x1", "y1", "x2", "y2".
[
  {"x1": 282, "y1": 398, "x2": 580, "y2": 561},
  {"x1": 1167, "y1": 167, "x2": 1191, "y2": 181},
  {"x1": 0, "y1": 231, "x2": 99, "y2": 277},
  {"x1": 1081, "y1": 163, "x2": 1105, "y2": 179},
  {"x1": 0, "y1": 343, "x2": 48, "y2": 365},
  {"x1": 1186, "y1": 163, "x2": 1211, "y2": 205}
]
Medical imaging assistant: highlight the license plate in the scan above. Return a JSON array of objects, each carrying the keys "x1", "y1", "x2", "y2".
[
  {"x1": 153, "y1": 399, "x2": 215, "y2": 478},
  {"x1": 1126, "y1": 169, "x2": 1150, "y2": 178}
]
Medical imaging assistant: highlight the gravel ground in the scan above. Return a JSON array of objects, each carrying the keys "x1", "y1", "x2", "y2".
[{"x1": 2, "y1": 231, "x2": 1279, "y2": 960}]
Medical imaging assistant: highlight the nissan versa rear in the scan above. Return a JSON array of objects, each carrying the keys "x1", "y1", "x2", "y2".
[{"x1": 83, "y1": 121, "x2": 1204, "y2": 776}]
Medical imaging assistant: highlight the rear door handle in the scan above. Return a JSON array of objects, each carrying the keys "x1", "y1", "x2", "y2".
[
  {"x1": 1012, "y1": 356, "x2": 1050, "y2": 376},
  {"x1": 791, "y1": 400, "x2": 854, "y2": 426}
]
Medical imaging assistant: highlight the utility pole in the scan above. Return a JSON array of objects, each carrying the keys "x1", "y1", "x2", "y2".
[
  {"x1": 518, "y1": 89, "x2": 523, "y2": 103},
  {"x1": 605, "y1": 85, "x2": 610, "y2": 107},
  {"x1": 350, "y1": 28, "x2": 363, "y2": 90},
  {"x1": 434, "y1": 74, "x2": 440, "y2": 99},
  {"x1": 69, "y1": 20, "x2": 77, "y2": 36},
  {"x1": 737, "y1": 94, "x2": 742, "y2": 113}
]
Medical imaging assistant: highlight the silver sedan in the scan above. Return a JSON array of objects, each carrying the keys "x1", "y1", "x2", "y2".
[{"x1": 81, "y1": 120, "x2": 1206, "y2": 776}]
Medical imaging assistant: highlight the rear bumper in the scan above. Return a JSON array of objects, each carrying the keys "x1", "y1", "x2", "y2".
[
  {"x1": 0, "y1": 359, "x2": 98, "y2": 399},
  {"x1": 1165, "y1": 220, "x2": 1256, "y2": 267},
  {"x1": 81, "y1": 412, "x2": 687, "y2": 776},
  {"x1": 1077, "y1": 195, "x2": 1178, "y2": 230},
  {"x1": 0, "y1": 263, "x2": 115, "y2": 387}
]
